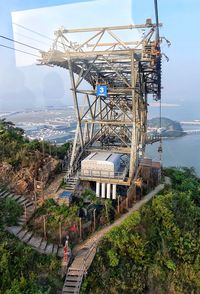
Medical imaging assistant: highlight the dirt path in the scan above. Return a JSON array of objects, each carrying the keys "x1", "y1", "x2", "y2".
[{"x1": 73, "y1": 182, "x2": 165, "y2": 255}]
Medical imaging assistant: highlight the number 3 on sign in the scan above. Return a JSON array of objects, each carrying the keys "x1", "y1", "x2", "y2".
[
  {"x1": 99, "y1": 86, "x2": 104, "y2": 94},
  {"x1": 96, "y1": 85, "x2": 108, "y2": 97}
]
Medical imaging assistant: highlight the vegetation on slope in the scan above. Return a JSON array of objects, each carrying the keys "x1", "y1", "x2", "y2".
[
  {"x1": 0, "y1": 197, "x2": 23, "y2": 227},
  {"x1": 0, "y1": 196, "x2": 62, "y2": 294},
  {"x1": 28, "y1": 198, "x2": 79, "y2": 244},
  {"x1": 0, "y1": 119, "x2": 70, "y2": 194},
  {"x1": 82, "y1": 168, "x2": 200, "y2": 294},
  {"x1": 0, "y1": 119, "x2": 69, "y2": 164}
]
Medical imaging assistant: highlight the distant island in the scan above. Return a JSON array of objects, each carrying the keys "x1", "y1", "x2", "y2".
[{"x1": 148, "y1": 117, "x2": 186, "y2": 138}]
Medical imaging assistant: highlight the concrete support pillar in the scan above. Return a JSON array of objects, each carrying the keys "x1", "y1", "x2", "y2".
[
  {"x1": 107, "y1": 183, "x2": 111, "y2": 199},
  {"x1": 112, "y1": 184, "x2": 116, "y2": 200},
  {"x1": 101, "y1": 183, "x2": 105, "y2": 198},
  {"x1": 96, "y1": 182, "x2": 100, "y2": 197}
]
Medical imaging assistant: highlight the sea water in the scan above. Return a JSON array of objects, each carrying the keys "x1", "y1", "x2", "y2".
[{"x1": 146, "y1": 126, "x2": 200, "y2": 176}]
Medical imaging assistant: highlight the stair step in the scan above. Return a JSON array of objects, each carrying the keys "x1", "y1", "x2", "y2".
[
  {"x1": 66, "y1": 276, "x2": 81, "y2": 282},
  {"x1": 26, "y1": 205, "x2": 35, "y2": 212},
  {"x1": 39, "y1": 240, "x2": 47, "y2": 251},
  {"x1": 45, "y1": 243, "x2": 54, "y2": 254},
  {"x1": 0, "y1": 191, "x2": 5, "y2": 197},
  {"x1": 52, "y1": 244, "x2": 58, "y2": 255},
  {"x1": 18, "y1": 221, "x2": 26, "y2": 226},
  {"x1": 7, "y1": 226, "x2": 22, "y2": 235},
  {"x1": 65, "y1": 282, "x2": 79, "y2": 287},
  {"x1": 26, "y1": 202, "x2": 34, "y2": 208},
  {"x1": 22, "y1": 212, "x2": 33, "y2": 219},
  {"x1": 11, "y1": 195, "x2": 22, "y2": 201},
  {"x1": 67, "y1": 270, "x2": 83, "y2": 276},
  {"x1": 28, "y1": 236, "x2": 42, "y2": 248},
  {"x1": 63, "y1": 287, "x2": 79, "y2": 293},
  {"x1": 22, "y1": 231, "x2": 33, "y2": 243},
  {"x1": 1, "y1": 192, "x2": 10, "y2": 198},
  {"x1": 21, "y1": 199, "x2": 31, "y2": 206},
  {"x1": 17, "y1": 229, "x2": 28, "y2": 239},
  {"x1": 16, "y1": 197, "x2": 26, "y2": 204},
  {"x1": 7, "y1": 194, "x2": 15, "y2": 199},
  {"x1": 20, "y1": 200, "x2": 30, "y2": 206},
  {"x1": 20, "y1": 213, "x2": 26, "y2": 219},
  {"x1": 58, "y1": 247, "x2": 64, "y2": 258},
  {"x1": 19, "y1": 216, "x2": 27, "y2": 221}
]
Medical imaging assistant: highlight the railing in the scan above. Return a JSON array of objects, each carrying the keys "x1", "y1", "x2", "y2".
[
  {"x1": 79, "y1": 169, "x2": 128, "y2": 181},
  {"x1": 84, "y1": 241, "x2": 97, "y2": 264}
]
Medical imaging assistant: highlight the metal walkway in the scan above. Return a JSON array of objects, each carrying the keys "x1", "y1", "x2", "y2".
[{"x1": 62, "y1": 243, "x2": 96, "y2": 294}]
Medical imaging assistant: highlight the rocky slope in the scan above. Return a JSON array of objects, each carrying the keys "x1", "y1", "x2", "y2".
[{"x1": 0, "y1": 153, "x2": 60, "y2": 195}]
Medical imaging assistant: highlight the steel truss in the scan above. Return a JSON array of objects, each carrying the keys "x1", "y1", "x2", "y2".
[{"x1": 39, "y1": 20, "x2": 162, "y2": 182}]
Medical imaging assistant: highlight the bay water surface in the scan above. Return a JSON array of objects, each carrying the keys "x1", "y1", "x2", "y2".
[{"x1": 146, "y1": 126, "x2": 200, "y2": 176}]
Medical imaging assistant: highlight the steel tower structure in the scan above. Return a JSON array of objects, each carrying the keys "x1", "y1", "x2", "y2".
[{"x1": 39, "y1": 19, "x2": 162, "y2": 184}]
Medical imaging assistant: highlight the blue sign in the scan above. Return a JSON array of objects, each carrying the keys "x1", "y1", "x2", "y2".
[{"x1": 96, "y1": 85, "x2": 108, "y2": 97}]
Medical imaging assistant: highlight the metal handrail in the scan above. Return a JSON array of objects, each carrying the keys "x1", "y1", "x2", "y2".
[{"x1": 80, "y1": 169, "x2": 127, "y2": 180}]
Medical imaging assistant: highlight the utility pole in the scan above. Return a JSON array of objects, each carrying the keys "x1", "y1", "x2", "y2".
[
  {"x1": 79, "y1": 217, "x2": 82, "y2": 240},
  {"x1": 54, "y1": 140, "x2": 57, "y2": 157},
  {"x1": 126, "y1": 197, "x2": 129, "y2": 209},
  {"x1": 24, "y1": 204, "x2": 27, "y2": 221},
  {"x1": 49, "y1": 141, "x2": 52, "y2": 156},
  {"x1": 117, "y1": 195, "x2": 120, "y2": 214},
  {"x1": 43, "y1": 215, "x2": 47, "y2": 240},
  {"x1": 59, "y1": 222, "x2": 62, "y2": 245},
  {"x1": 40, "y1": 137, "x2": 45, "y2": 157},
  {"x1": 93, "y1": 209, "x2": 96, "y2": 232}
]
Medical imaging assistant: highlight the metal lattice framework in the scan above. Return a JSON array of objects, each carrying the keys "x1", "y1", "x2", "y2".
[{"x1": 39, "y1": 19, "x2": 162, "y2": 183}]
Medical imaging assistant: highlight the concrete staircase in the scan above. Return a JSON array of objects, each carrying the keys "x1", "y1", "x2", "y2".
[
  {"x1": 0, "y1": 188, "x2": 35, "y2": 226},
  {"x1": 64, "y1": 177, "x2": 78, "y2": 192},
  {"x1": 6, "y1": 225, "x2": 63, "y2": 257},
  {"x1": 63, "y1": 168, "x2": 79, "y2": 194},
  {"x1": 0, "y1": 187, "x2": 64, "y2": 258}
]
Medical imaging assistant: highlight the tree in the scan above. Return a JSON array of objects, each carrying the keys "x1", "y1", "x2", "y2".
[{"x1": 81, "y1": 168, "x2": 200, "y2": 294}]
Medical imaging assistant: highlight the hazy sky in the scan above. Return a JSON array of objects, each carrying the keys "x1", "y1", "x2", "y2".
[{"x1": 0, "y1": 0, "x2": 199, "y2": 121}]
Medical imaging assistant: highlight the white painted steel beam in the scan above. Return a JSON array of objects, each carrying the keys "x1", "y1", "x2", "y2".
[
  {"x1": 112, "y1": 184, "x2": 117, "y2": 200},
  {"x1": 96, "y1": 182, "x2": 100, "y2": 197},
  {"x1": 107, "y1": 184, "x2": 111, "y2": 199},
  {"x1": 101, "y1": 183, "x2": 106, "y2": 198}
]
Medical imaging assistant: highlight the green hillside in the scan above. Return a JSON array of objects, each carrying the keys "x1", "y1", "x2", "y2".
[
  {"x1": 0, "y1": 119, "x2": 69, "y2": 194},
  {"x1": 81, "y1": 168, "x2": 200, "y2": 294}
]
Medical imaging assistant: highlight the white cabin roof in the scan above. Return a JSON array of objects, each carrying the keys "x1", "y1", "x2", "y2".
[{"x1": 83, "y1": 152, "x2": 122, "y2": 165}]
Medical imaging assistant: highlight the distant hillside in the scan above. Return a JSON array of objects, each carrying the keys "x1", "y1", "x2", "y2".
[{"x1": 148, "y1": 117, "x2": 185, "y2": 137}]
